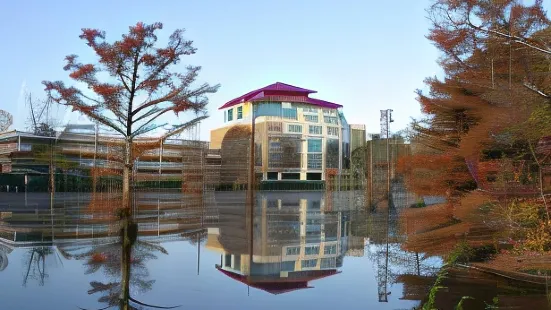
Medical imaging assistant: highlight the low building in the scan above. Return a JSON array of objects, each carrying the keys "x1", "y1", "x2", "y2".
[
  {"x1": 350, "y1": 124, "x2": 366, "y2": 154},
  {"x1": 0, "y1": 125, "x2": 210, "y2": 193},
  {"x1": 210, "y1": 82, "x2": 351, "y2": 186}
]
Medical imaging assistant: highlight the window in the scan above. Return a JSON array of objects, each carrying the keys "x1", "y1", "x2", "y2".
[
  {"x1": 305, "y1": 245, "x2": 320, "y2": 255},
  {"x1": 237, "y1": 106, "x2": 243, "y2": 119},
  {"x1": 306, "y1": 172, "x2": 322, "y2": 180},
  {"x1": 308, "y1": 200, "x2": 321, "y2": 210},
  {"x1": 227, "y1": 108, "x2": 233, "y2": 121},
  {"x1": 286, "y1": 246, "x2": 300, "y2": 256},
  {"x1": 269, "y1": 153, "x2": 282, "y2": 163},
  {"x1": 282, "y1": 103, "x2": 297, "y2": 120},
  {"x1": 255, "y1": 142, "x2": 262, "y2": 166},
  {"x1": 325, "y1": 139, "x2": 339, "y2": 169},
  {"x1": 303, "y1": 107, "x2": 318, "y2": 113},
  {"x1": 281, "y1": 173, "x2": 300, "y2": 180},
  {"x1": 321, "y1": 258, "x2": 336, "y2": 269},
  {"x1": 301, "y1": 259, "x2": 317, "y2": 268},
  {"x1": 324, "y1": 116, "x2": 338, "y2": 124},
  {"x1": 309, "y1": 125, "x2": 322, "y2": 135},
  {"x1": 304, "y1": 114, "x2": 319, "y2": 123},
  {"x1": 267, "y1": 172, "x2": 279, "y2": 180},
  {"x1": 307, "y1": 139, "x2": 322, "y2": 152},
  {"x1": 327, "y1": 127, "x2": 339, "y2": 136},
  {"x1": 234, "y1": 255, "x2": 241, "y2": 271},
  {"x1": 19, "y1": 144, "x2": 32, "y2": 151},
  {"x1": 288, "y1": 124, "x2": 302, "y2": 133},
  {"x1": 307, "y1": 154, "x2": 323, "y2": 169},
  {"x1": 324, "y1": 244, "x2": 337, "y2": 255},
  {"x1": 268, "y1": 122, "x2": 282, "y2": 132},
  {"x1": 323, "y1": 109, "x2": 337, "y2": 116}
]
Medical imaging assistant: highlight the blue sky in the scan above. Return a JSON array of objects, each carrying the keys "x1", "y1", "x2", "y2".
[{"x1": 1, "y1": 0, "x2": 451, "y2": 140}]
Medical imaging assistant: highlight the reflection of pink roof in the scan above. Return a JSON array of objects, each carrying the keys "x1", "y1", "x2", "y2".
[
  {"x1": 219, "y1": 82, "x2": 342, "y2": 110},
  {"x1": 216, "y1": 266, "x2": 339, "y2": 295}
]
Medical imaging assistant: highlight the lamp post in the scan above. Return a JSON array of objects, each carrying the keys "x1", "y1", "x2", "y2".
[{"x1": 247, "y1": 106, "x2": 258, "y2": 282}]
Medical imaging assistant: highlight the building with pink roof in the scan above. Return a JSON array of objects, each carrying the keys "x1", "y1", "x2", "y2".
[{"x1": 210, "y1": 82, "x2": 350, "y2": 184}]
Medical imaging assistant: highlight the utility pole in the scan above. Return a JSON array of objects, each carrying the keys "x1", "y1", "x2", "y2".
[{"x1": 380, "y1": 109, "x2": 394, "y2": 204}]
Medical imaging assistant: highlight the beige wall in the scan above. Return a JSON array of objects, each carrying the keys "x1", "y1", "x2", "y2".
[{"x1": 210, "y1": 126, "x2": 232, "y2": 149}]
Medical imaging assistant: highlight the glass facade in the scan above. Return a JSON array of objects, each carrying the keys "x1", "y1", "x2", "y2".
[
  {"x1": 321, "y1": 257, "x2": 336, "y2": 269},
  {"x1": 324, "y1": 116, "x2": 339, "y2": 124},
  {"x1": 324, "y1": 244, "x2": 337, "y2": 254},
  {"x1": 309, "y1": 125, "x2": 322, "y2": 135},
  {"x1": 307, "y1": 154, "x2": 322, "y2": 169},
  {"x1": 325, "y1": 139, "x2": 339, "y2": 169},
  {"x1": 269, "y1": 136, "x2": 301, "y2": 168},
  {"x1": 339, "y1": 110, "x2": 350, "y2": 169},
  {"x1": 286, "y1": 246, "x2": 300, "y2": 256},
  {"x1": 307, "y1": 139, "x2": 322, "y2": 152},
  {"x1": 282, "y1": 106, "x2": 297, "y2": 120},
  {"x1": 281, "y1": 136, "x2": 302, "y2": 169},
  {"x1": 301, "y1": 259, "x2": 317, "y2": 268},
  {"x1": 327, "y1": 127, "x2": 339, "y2": 136},
  {"x1": 304, "y1": 114, "x2": 319, "y2": 122},
  {"x1": 288, "y1": 124, "x2": 302, "y2": 133},
  {"x1": 305, "y1": 245, "x2": 320, "y2": 255}
]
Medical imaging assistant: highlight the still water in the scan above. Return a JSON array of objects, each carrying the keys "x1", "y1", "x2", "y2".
[{"x1": 0, "y1": 191, "x2": 549, "y2": 309}]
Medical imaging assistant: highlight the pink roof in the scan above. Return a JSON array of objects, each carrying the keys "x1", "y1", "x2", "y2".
[
  {"x1": 219, "y1": 82, "x2": 342, "y2": 110},
  {"x1": 216, "y1": 266, "x2": 339, "y2": 295}
]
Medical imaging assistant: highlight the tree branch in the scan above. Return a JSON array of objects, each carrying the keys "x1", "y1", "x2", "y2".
[
  {"x1": 466, "y1": 16, "x2": 551, "y2": 55},
  {"x1": 131, "y1": 88, "x2": 181, "y2": 117},
  {"x1": 131, "y1": 107, "x2": 173, "y2": 137},
  {"x1": 127, "y1": 51, "x2": 141, "y2": 137},
  {"x1": 82, "y1": 111, "x2": 127, "y2": 137},
  {"x1": 160, "y1": 115, "x2": 208, "y2": 141},
  {"x1": 131, "y1": 122, "x2": 167, "y2": 138},
  {"x1": 524, "y1": 82, "x2": 551, "y2": 99}
]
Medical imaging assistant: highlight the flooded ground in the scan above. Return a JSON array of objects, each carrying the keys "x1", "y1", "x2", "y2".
[{"x1": 1, "y1": 190, "x2": 550, "y2": 309}]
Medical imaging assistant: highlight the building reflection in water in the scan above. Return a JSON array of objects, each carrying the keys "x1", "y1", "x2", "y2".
[{"x1": 207, "y1": 191, "x2": 363, "y2": 294}]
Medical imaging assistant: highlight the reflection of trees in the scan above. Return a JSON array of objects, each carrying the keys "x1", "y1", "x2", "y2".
[
  {"x1": 73, "y1": 240, "x2": 164, "y2": 306},
  {"x1": 22, "y1": 247, "x2": 55, "y2": 287},
  {"x1": 60, "y1": 213, "x2": 177, "y2": 310},
  {"x1": 0, "y1": 244, "x2": 11, "y2": 272},
  {"x1": 364, "y1": 207, "x2": 440, "y2": 303}
]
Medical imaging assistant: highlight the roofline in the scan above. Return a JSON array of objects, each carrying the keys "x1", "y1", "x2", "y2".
[{"x1": 219, "y1": 82, "x2": 329, "y2": 110}]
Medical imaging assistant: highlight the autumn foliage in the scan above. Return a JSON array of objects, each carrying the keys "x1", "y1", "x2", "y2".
[
  {"x1": 42, "y1": 22, "x2": 219, "y2": 209},
  {"x1": 43, "y1": 22, "x2": 219, "y2": 141},
  {"x1": 397, "y1": 154, "x2": 473, "y2": 196},
  {"x1": 403, "y1": 0, "x2": 551, "y2": 198}
]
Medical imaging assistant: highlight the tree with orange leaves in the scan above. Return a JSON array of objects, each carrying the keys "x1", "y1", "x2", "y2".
[
  {"x1": 43, "y1": 22, "x2": 220, "y2": 210},
  {"x1": 397, "y1": 153, "x2": 474, "y2": 196},
  {"x1": 402, "y1": 1, "x2": 551, "y2": 198}
]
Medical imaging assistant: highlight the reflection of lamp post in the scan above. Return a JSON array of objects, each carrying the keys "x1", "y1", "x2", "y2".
[{"x1": 248, "y1": 110, "x2": 257, "y2": 211}]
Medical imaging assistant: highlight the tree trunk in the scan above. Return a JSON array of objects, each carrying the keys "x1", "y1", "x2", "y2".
[
  {"x1": 122, "y1": 139, "x2": 133, "y2": 211},
  {"x1": 119, "y1": 216, "x2": 133, "y2": 310}
]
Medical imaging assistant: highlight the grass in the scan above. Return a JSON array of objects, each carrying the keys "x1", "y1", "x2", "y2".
[{"x1": 420, "y1": 242, "x2": 499, "y2": 309}]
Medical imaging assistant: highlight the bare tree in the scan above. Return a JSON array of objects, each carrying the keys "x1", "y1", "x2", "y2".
[
  {"x1": 25, "y1": 93, "x2": 56, "y2": 137},
  {"x1": 0, "y1": 109, "x2": 13, "y2": 132}
]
